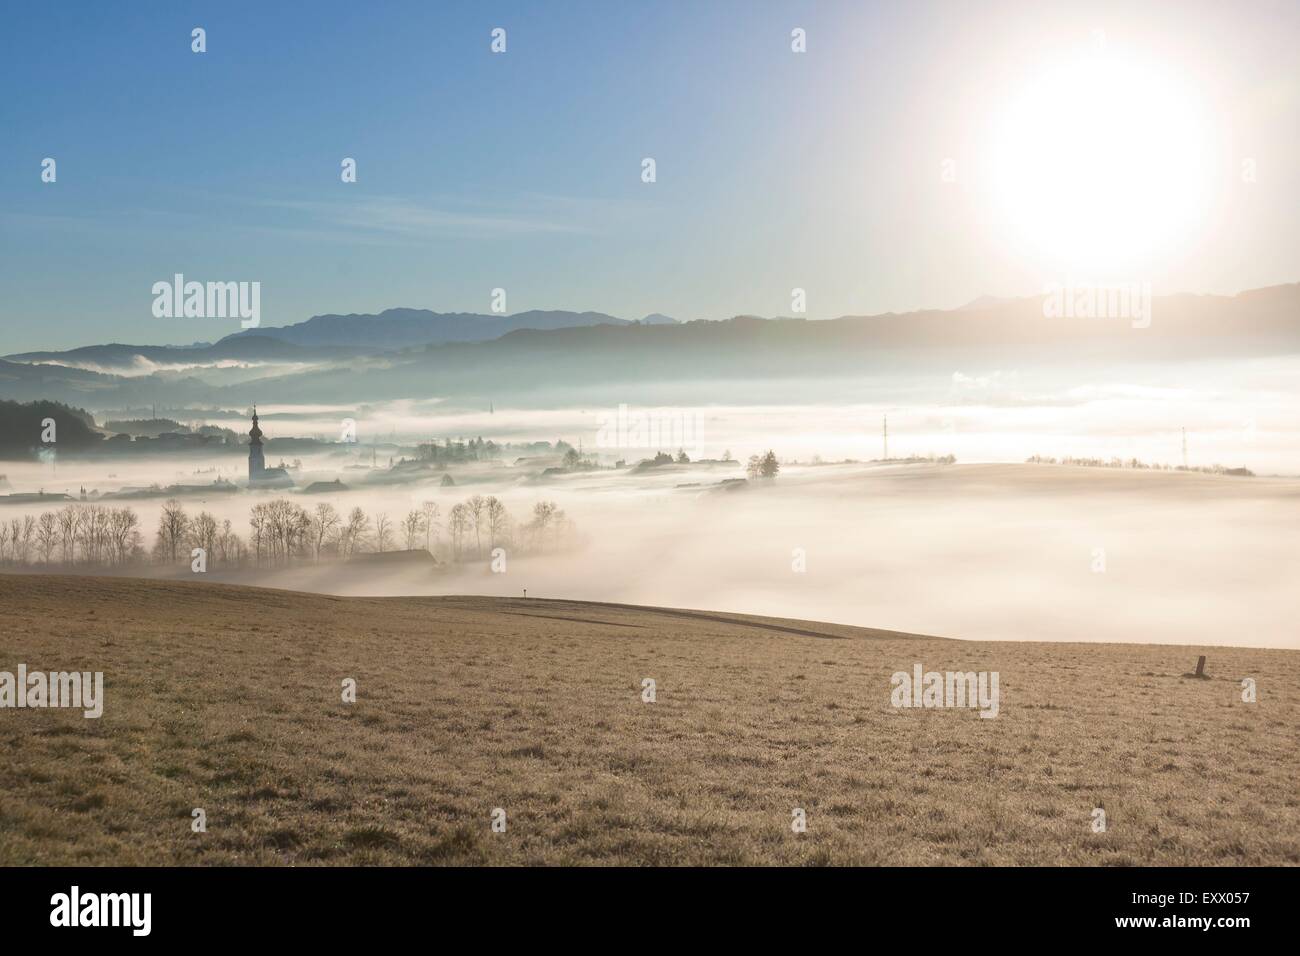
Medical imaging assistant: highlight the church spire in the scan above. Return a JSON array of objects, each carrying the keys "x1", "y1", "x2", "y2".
[
  {"x1": 249, "y1": 406, "x2": 263, "y2": 445},
  {"x1": 248, "y1": 406, "x2": 266, "y2": 480}
]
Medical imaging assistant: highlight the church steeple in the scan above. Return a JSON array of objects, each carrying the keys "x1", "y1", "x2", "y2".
[
  {"x1": 249, "y1": 405, "x2": 263, "y2": 445},
  {"x1": 248, "y1": 406, "x2": 266, "y2": 480}
]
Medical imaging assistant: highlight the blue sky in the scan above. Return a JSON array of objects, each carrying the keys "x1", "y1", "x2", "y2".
[{"x1": 2, "y1": 0, "x2": 1297, "y2": 351}]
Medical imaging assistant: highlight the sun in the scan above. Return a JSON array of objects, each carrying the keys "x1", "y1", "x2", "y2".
[{"x1": 987, "y1": 45, "x2": 1212, "y2": 275}]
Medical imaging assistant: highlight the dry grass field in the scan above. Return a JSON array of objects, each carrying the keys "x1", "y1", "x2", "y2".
[{"x1": 0, "y1": 573, "x2": 1295, "y2": 866}]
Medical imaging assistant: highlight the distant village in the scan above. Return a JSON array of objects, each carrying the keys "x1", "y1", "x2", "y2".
[
  {"x1": 0, "y1": 399, "x2": 745, "y2": 508},
  {"x1": 0, "y1": 404, "x2": 589, "y2": 571},
  {"x1": 0, "y1": 400, "x2": 591, "y2": 505}
]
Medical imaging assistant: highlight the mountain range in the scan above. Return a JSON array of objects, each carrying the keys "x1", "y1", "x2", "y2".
[
  {"x1": 2, "y1": 285, "x2": 1297, "y2": 409},
  {"x1": 223, "y1": 307, "x2": 680, "y2": 349}
]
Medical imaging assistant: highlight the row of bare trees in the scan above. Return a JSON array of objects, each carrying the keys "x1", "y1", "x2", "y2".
[
  {"x1": 441, "y1": 496, "x2": 573, "y2": 560},
  {"x1": 154, "y1": 499, "x2": 247, "y2": 568},
  {"x1": 0, "y1": 504, "x2": 144, "y2": 567},
  {"x1": 235, "y1": 495, "x2": 572, "y2": 567},
  {"x1": 242, "y1": 500, "x2": 390, "y2": 566},
  {"x1": 0, "y1": 495, "x2": 577, "y2": 571}
]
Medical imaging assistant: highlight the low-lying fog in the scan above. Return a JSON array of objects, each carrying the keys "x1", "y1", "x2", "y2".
[
  {"x1": 4, "y1": 357, "x2": 1298, "y2": 648},
  {"x1": 59, "y1": 354, "x2": 1300, "y2": 472},
  {"x1": 4, "y1": 455, "x2": 1297, "y2": 650}
]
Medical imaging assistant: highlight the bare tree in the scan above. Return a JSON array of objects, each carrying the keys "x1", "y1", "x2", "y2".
[
  {"x1": 466, "y1": 494, "x2": 486, "y2": 558},
  {"x1": 257, "y1": 499, "x2": 308, "y2": 565},
  {"x1": 189, "y1": 511, "x2": 219, "y2": 566},
  {"x1": 528, "y1": 501, "x2": 558, "y2": 550},
  {"x1": 248, "y1": 502, "x2": 269, "y2": 566},
  {"x1": 292, "y1": 504, "x2": 312, "y2": 561},
  {"x1": 215, "y1": 518, "x2": 243, "y2": 566},
  {"x1": 486, "y1": 496, "x2": 509, "y2": 549},
  {"x1": 19, "y1": 515, "x2": 35, "y2": 565},
  {"x1": 264, "y1": 499, "x2": 292, "y2": 563},
  {"x1": 401, "y1": 509, "x2": 425, "y2": 551},
  {"x1": 420, "y1": 500, "x2": 440, "y2": 553},
  {"x1": 8, "y1": 517, "x2": 32, "y2": 565},
  {"x1": 374, "y1": 513, "x2": 393, "y2": 552},
  {"x1": 78, "y1": 505, "x2": 111, "y2": 565},
  {"x1": 156, "y1": 499, "x2": 190, "y2": 563},
  {"x1": 342, "y1": 507, "x2": 369, "y2": 556},
  {"x1": 36, "y1": 512, "x2": 59, "y2": 564},
  {"x1": 56, "y1": 504, "x2": 81, "y2": 564},
  {"x1": 311, "y1": 502, "x2": 340, "y2": 560},
  {"x1": 448, "y1": 503, "x2": 470, "y2": 561},
  {"x1": 108, "y1": 507, "x2": 142, "y2": 565}
]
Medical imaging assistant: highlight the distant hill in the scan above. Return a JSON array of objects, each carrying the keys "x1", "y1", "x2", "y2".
[
  {"x1": 1, "y1": 311, "x2": 647, "y2": 375},
  {"x1": 4, "y1": 337, "x2": 369, "y2": 374},
  {"x1": 0, "y1": 357, "x2": 122, "y2": 399},
  {"x1": 957, "y1": 294, "x2": 1019, "y2": 311},
  {"x1": 0, "y1": 399, "x2": 103, "y2": 459},
  {"x1": 3, "y1": 284, "x2": 1298, "y2": 409},
  {"x1": 183, "y1": 284, "x2": 1300, "y2": 407},
  {"x1": 220, "y1": 308, "x2": 639, "y2": 349}
]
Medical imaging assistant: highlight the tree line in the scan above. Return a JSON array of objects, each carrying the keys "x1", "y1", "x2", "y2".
[
  {"x1": 0, "y1": 496, "x2": 575, "y2": 571},
  {"x1": 0, "y1": 504, "x2": 144, "y2": 567},
  {"x1": 1026, "y1": 454, "x2": 1253, "y2": 476}
]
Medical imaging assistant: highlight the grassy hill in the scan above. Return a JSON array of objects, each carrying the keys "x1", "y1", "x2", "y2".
[{"x1": 0, "y1": 574, "x2": 1295, "y2": 865}]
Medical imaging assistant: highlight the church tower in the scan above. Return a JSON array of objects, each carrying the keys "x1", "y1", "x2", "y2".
[{"x1": 248, "y1": 406, "x2": 266, "y2": 480}]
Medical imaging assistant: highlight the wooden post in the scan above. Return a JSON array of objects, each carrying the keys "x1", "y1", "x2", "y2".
[{"x1": 1195, "y1": 655, "x2": 1206, "y2": 677}]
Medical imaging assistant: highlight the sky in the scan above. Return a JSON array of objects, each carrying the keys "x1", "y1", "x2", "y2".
[{"x1": 2, "y1": 0, "x2": 1297, "y2": 351}]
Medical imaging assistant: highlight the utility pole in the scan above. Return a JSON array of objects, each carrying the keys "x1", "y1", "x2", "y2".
[
  {"x1": 883, "y1": 415, "x2": 889, "y2": 461},
  {"x1": 1181, "y1": 427, "x2": 1188, "y2": 469}
]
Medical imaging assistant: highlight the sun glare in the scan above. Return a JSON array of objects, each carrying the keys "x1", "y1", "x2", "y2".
[{"x1": 988, "y1": 46, "x2": 1212, "y2": 274}]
